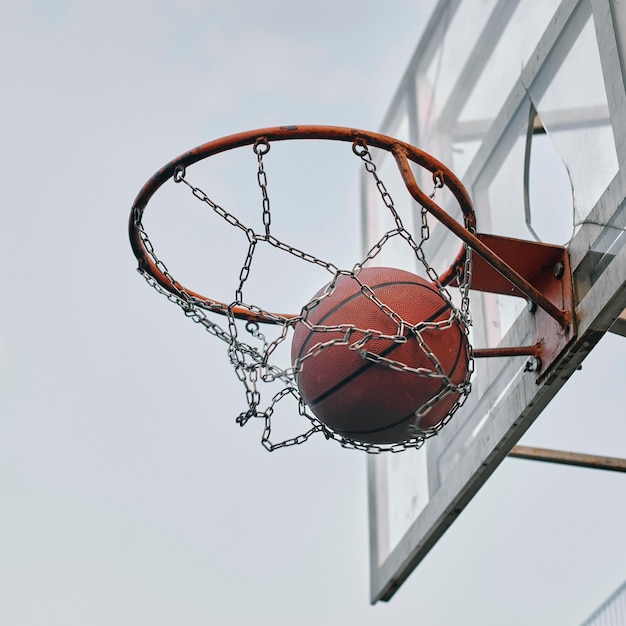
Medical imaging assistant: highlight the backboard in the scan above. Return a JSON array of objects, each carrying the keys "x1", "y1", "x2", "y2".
[{"x1": 365, "y1": 0, "x2": 626, "y2": 602}]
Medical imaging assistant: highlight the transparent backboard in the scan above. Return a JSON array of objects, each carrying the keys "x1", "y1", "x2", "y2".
[{"x1": 365, "y1": 0, "x2": 626, "y2": 602}]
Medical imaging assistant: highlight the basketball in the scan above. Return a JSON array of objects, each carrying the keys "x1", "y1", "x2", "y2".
[{"x1": 291, "y1": 267, "x2": 470, "y2": 444}]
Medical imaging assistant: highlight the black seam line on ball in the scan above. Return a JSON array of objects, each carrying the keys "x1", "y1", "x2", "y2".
[
  {"x1": 337, "y1": 335, "x2": 466, "y2": 436},
  {"x1": 298, "y1": 279, "x2": 444, "y2": 362},
  {"x1": 307, "y1": 300, "x2": 452, "y2": 409}
]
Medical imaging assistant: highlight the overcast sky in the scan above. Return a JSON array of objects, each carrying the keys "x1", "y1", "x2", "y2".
[{"x1": 1, "y1": 1, "x2": 625, "y2": 625}]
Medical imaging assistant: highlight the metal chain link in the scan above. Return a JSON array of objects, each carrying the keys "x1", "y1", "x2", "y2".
[
  {"x1": 352, "y1": 140, "x2": 472, "y2": 327},
  {"x1": 136, "y1": 138, "x2": 474, "y2": 452},
  {"x1": 254, "y1": 137, "x2": 272, "y2": 237}
]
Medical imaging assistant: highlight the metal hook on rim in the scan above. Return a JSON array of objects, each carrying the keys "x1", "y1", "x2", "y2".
[
  {"x1": 253, "y1": 137, "x2": 270, "y2": 155},
  {"x1": 352, "y1": 137, "x2": 368, "y2": 157},
  {"x1": 173, "y1": 165, "x2": 186, "y2": 183},
  {"x1": 245, "y1": 320, "x2": 260, "y2": 334},
  {"x1": 433, "y1": 169, "x2": 444, "y2": 189}
]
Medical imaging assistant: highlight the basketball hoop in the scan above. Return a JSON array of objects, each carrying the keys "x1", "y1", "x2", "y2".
[{"x1": 129, "y1": 125, "x2": 575, "y2": 452}]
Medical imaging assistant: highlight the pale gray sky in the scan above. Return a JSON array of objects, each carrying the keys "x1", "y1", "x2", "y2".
[{"x1": 1, "y1": 1, "x2": 625, "y2": 625}]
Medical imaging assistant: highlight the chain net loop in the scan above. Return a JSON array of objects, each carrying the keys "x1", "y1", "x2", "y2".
[{"x1": 135, "y1": 137, "x2": 474, "y2": 452}]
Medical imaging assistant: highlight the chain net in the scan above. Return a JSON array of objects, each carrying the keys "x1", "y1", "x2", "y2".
[{"x1": 133, "y1": 137, "x2": 474, "y2": 452}]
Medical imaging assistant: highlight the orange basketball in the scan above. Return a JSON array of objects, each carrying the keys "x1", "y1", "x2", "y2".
[{"x1": 291, "y1": 267, "x2": 469, "y2": 444}]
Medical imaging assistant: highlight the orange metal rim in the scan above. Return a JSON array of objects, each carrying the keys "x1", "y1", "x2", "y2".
[{"x1": 129, "y1": 125, "x2": 476, "y2": 324}]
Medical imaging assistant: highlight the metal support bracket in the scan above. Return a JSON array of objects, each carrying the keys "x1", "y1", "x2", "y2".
[{"x1": 447, "y1": 233, "x2": 577, "y2": 382}]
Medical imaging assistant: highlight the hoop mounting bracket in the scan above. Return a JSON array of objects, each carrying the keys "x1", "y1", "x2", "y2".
[{"x1": 447, "y1": 233, "x2": 577, "y2": 381}]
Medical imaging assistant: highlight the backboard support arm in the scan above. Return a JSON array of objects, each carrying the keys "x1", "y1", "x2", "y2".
[{"x1": 509, "y1": 446, "x2": 626, "y2": 473}]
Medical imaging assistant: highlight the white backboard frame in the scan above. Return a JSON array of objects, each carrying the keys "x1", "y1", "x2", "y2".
[{"x1": 366, "y1": 0, "x2": 626, "y2": 602}]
